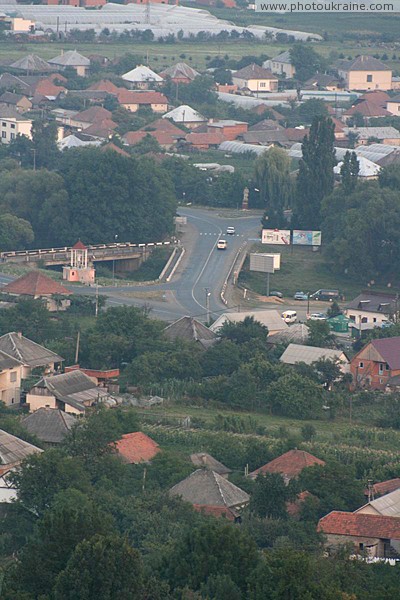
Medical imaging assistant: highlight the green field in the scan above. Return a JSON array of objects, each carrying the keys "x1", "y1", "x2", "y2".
[
  {"x1": 0, "y1": 35, "x2": 399, "y2": 74},
  {"x1": 240, "y1": 243, "x2": 382, "y2": 300}
]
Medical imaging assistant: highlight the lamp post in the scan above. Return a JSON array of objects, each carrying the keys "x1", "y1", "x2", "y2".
[
  {"x1": 112, "y1": 234, "x2": 118, "y2": 286},
  {"x1": 205, "y1": 288, "x2": 211, "y2": 324}
]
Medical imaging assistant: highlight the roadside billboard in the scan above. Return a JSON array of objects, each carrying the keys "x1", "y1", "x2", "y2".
[
  {"x1": 262, "y1": 229, "x2": 290, "y2": 245},
  {"x1": 292, "y1": 230, "x2": 322, "y2": 246},
  {"x1": 250, "y1": 253, "x2": 275, "y2": 274}
]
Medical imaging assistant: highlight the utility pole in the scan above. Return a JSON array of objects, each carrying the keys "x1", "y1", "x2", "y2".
[
  {"x1": 95, "y1": 283, "x2": 99, "y2": 317},
  {"x1": 32, "y1": 148, "x2": 36, "y2": 171},
  {"x1": 205, "y1": 288, "x2": 211, "y2": 324},
  {"x1": 75, "y1": 330, "x2": 80, "y2": 365}
]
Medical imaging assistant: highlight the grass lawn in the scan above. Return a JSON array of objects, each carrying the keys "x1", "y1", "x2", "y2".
[{"x1": 239, "y1": 243, "x2": 398, "y2": 300}]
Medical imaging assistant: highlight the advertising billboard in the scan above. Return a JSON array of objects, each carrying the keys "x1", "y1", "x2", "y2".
[
  {"x1": 250, "y1": 253, "x2": 275, "y2": 274},
  {"x1": 262, "y1": 229, "x2": 290, "y2": 245},
  {"x1": 292, "y1": 230, "x2": 322, "y2": 246}
]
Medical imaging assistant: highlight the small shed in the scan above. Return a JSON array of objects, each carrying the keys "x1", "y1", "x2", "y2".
[{"x1": 327, "y1": 314, "x2": 350, "y2": 333}]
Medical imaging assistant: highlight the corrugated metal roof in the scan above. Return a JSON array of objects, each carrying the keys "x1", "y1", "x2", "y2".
[
  {"x1": 121, "y1": 65, "x2": 162, "y2": 83},
  {"x1": 356, "y1": 488, "x2": 400, "y2": 517},
  {"x1": 21, "y1": 408, "x2": 76, "y2": 444},
  {"x1": 0, "y1": 429, "x2": 42, "y2": 466},
  {"x1": 163, "y1": 104, "x2": 205, "y2": 123},
  {"x1": 0, "y1": 332, "x2": 63, "y2": 368},
  {"x1": 280, "y1": 343, "x2": 348, "y2": 366},
  {"x1": 170, "y1": 469, "x2": 249, "y2": 508},
  {"x1": 210, "y1": 310, "x2": 288, "y2": 333}
]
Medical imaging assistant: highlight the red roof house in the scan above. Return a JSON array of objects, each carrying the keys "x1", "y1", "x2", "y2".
[
  {"x1": 184, "y1": 132, "x2": 225, "y2": 150},
  {"x1": 115, "y1": 432, "x2": 160, "y2": 464},
  {"x1": 87, "y1": 79, "x2": 120, "y2": 94},
  {"x1": 3, "y1": 271, "x2": 71, "y2": 312},
  {"x1": 318, "y1": 511, "x2": 400, "y2": 557},
  {"x1": 249, "y1": 449, "x2": 325, "y2": 481},
  {"x1": 350, "y1": 336, "x2": 400, "y2": 390}
]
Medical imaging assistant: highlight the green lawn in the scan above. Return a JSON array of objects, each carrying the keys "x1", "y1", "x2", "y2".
[{"x1": 240, "y1": 243, "x2": 368, "y2": 300}]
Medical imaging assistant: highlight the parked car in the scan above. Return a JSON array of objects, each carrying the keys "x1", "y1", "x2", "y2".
[
  {"x1": 294, "y1": 291, "x2": 308, "y2": 301},
  {"x1": 309, "y1": 289, "x2": 339, "y2": 302},
  {"x1": 226, "y1": 226, "x2": 236, "y2": 235},
  {"x1": 269, "y1": 291, "x2": 283, "y2": 298},
  {"x1": 308, "y1": 313, "x2": 327, "y2": 321},
  {"x1": 217, "y1": 239, "x2": 227, "y2": 250}
]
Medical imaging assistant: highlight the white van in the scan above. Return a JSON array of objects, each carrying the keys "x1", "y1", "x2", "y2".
[
  {"x1": 281, "y1": 310, "x2": 297, "y2": 324},
  {"x1": 217, "y1": 239, "x2": 227, "y2": 250}
]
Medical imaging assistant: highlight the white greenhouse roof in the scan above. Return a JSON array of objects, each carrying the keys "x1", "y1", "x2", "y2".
[
  {"x1": 219, "y1": 140, "x2": 270, "y2": 156},
  {"x1": 334, "y1": 156, "x2": 380, "y2": 178}
]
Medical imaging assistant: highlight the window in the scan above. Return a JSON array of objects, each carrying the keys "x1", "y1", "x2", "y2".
[
  {"x1": 386, "y1": 364, "x2": 390, "y2": 371},
  {"x1": 379, "y1": 363, "x2": 384, "y2": 375},
  {"x1": 373, "y1": 318, "x2": 377, "y2": 323},
  {"x1": 10, "y1": 124, "x2": 15, "y2": 129},
  {"x1": 259, "y1": 82, "x2": 266, "y2": 88},
  {"x1": 10, "y1": 371, "x2": 17, "y2": 382},
  {"x1": 10, "y1": 133, "x2": 15, "y2": 140},
  {"x1": 1, "y1": 132, "x2": 6, "y2": 139},
  {"x1": 349, "y1": 315, "x2": 356, "y2": 321},
  {"x1": 359, "y1": 362, "x2": 364, "y2": 369},
  {"x1": 367, "y1": 74, "x2": 373, "y2": 82},
  {"x1": 361, "y1": 317, "x2": 368, "y2": 323},
  {"x1": 2, "y1": 122, "x2": 6, "y2": 127}
]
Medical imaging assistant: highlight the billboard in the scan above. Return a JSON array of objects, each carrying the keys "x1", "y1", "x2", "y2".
[
  {"x1": 262, "y1": 229, "x2": 290, "y2": 245},
  {"x1": 292, "y1": 230, "x2": 322, "y2": 246},
  {"x1": 250, "y1": 253, "x2": 275, "y2": 274}
]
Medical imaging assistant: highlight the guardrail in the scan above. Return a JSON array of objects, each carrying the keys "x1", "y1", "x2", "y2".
[{"x1": 0, "y1": 241, "x2": 171, "y2": 261}]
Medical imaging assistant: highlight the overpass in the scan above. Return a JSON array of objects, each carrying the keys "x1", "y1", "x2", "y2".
[{"x1": 0, "y1": 241, "x2": 172, "y2": 271}]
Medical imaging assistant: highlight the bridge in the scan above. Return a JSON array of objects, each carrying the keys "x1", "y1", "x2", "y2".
[{"x1": 0, "y1": 241, "x2": 172, "y2": 271}]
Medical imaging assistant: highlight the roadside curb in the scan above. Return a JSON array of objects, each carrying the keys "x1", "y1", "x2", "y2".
[
  {"x1": 166, "y1": 247, "x2": 185, "y2": 282},
  {"x1": 221, "y1": 242, "x2": 247, "y2": 306}
]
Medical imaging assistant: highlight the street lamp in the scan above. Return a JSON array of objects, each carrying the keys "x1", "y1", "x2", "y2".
[{"x1": 112, "y1": 234, "x2": 118, "y2": 286}]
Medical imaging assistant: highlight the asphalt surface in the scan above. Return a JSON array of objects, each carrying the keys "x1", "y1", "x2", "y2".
[
  {"x1": 0, "y1": 207, "x2": 327, "y2": 323},
  {"x1": 0, "y1": 208, "x2": 261, "y2": 322}
]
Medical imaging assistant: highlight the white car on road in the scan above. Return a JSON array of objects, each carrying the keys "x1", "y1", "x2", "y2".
[{"x1": 226, "y1": 226, "x2": 235, "y2": 235}]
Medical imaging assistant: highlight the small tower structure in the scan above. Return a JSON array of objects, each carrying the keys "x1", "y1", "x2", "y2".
[{"x1": 63, "y1": 240, "x2": 95, "y2": 285}]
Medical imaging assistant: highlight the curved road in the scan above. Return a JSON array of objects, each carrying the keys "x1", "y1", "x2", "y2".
[{"x1": 0, "y1": 207, "x2": 262, "y2": 323}]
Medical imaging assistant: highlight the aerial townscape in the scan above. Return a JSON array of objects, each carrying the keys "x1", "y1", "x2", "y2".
[{"x1": 1, "y1": 0, "x2": 400, "y2": 597}]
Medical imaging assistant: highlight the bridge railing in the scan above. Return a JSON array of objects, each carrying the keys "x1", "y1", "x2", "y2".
[{"x1": 0, "y1": 241, "x2": 171, "y2": 261}]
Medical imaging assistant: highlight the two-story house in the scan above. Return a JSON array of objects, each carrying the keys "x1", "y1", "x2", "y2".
[
  {"x1": 263, "y1": 51, "x2": 295, "y2": 79},
  {"x1": 336, "y1": 55, "x2": 392, "y2": 91},
  {"x1": 232, "y1": 63, "x2": 278, "y2": 94},
  {"x1": 350, "y1": 336, "x2": 400, "y2": 390},
  {"x1": 344, "y1": 292, "x2": 398, "y2": 330}
]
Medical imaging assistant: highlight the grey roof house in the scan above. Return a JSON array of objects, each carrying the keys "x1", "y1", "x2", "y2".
[
  {"x1": 170, "y1": 469, "x2": 249, "y2": 520},
  {"x1": 0, "y1": 428, "x2": 42, "y2": 468},
  {"x1": 21, "y1": 408, "x2": 76, "y2": 445},
  {"x1": 280, "y1": 343, "x2": 349, "y2": 372},
  {"x1": 26, "y1": 370, "x2": 113, "y2": 415},
  {"x1": 356, "y1": 488, "x2": 400, "y2": 518},
  {"x1": 190, "y1": 453, "x2": 232, "y2": 478},
  {"x1": 0, "y1": 332, "x2": 63, "y2": 377},
  {"x1": 163, "y1": 316, "x2": 217, "y2": 348}
]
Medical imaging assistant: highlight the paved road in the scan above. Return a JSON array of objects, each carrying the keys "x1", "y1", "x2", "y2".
[{"x1": 0, "y1": 208, "x2": 262, "y2": 322}]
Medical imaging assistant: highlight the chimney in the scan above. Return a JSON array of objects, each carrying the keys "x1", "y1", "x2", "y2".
[
  {"x1": 17, "y1": 331, "x2": 22, "y2": 338},
  {"x1": 200, "y1": 453, "x2": 207, "y2": 465}
]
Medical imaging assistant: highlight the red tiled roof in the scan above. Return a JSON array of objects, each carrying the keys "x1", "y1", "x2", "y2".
[
  {"x1": 344, "y1": 101, "x2": 391, "y2": 118},
  {"x1": 370, "y1": 337, "x2": 400, "y2": 370},
  {"x1": 185, "y1": 132, "x2": 225, "y2": 146},
  {"x1": 369, "y1": 479, "x2": 400, "y2": 497},
  {"x1": 84, "y1": 118, "x2": 117, "y2": 136},
  {"x1": 74, "y1": 106, "x2": 112, "y2": 124},
  {"x1": 115, "y1": 431, "x2": 160, "y2": 464},
  {"x1": 331, "y1": 117, "x2": 346, "y2": 132},
  {"x1": 88, "y1": 79, "x2": 120, "y2": 94},
  {"x1": 116, "y1": 90, "x2": 168, "y2": 106},
  {"x1": 285, "y1": 127, "x2": 309, "y2": 142},
  {"x1": 123, "y1": 130, "x2": 176, "y2": 147},
  {"x1": 100, "y1": 142, "x2": 130, "y2": 157},
  {"x1": 72, "y1": 240, "x2": 87, "y2": 250},
  {"x1": 3, "y1": 271, "x2": 72, "y2": 297},
  {"x1": 139, "y1": 117, "x2": 183, "y2": 135},
  {"x1": 318, "y1": 511, "x2": 400, "y2": 540},
  {"x1": 32, "y1": 79, "x2": 66, "y2": 97},
  {"x1": 250, "y1": 449, "x2": 325, "y2": 480},
  {"x1": 193, "y1": 504, "x2": 236, "y2": 520},
  {"x1": 358, "y1": 90, "x2": 390, "y2": 104}
]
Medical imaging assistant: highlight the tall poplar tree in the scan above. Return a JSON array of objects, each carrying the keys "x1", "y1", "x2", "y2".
[
  {"x1": 340, "y1": 150, "x2": 360, "y2": 194},
  {"x1": 295, "y1": 116, "x2": 336, "y2": 229}
]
